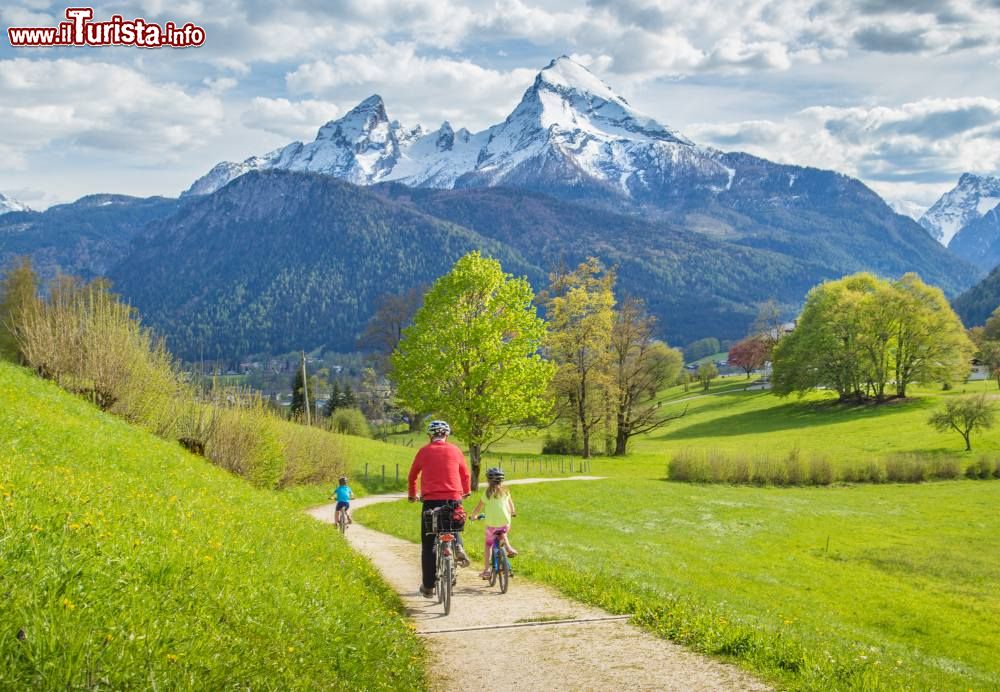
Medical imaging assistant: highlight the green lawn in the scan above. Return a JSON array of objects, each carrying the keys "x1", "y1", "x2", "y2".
[
  {"x1": 479, "y1": 376, "x2": 1000, "y2": 471},
  {"x1": 0, "y1": 362, "x2": 425, "y2": 689},
  {"x1": 359, "y1": 479, "x2": 1000, "y2": 690}
]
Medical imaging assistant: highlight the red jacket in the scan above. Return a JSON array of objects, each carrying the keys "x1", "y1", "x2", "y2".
[{"x1": 408, "y1": 440, "x2": 471, "y2": 500}]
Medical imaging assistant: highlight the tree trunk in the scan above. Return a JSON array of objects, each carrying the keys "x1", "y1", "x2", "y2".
[
  {"x1": 581, "y1": 427, "x2": 591, "y2": 459},
  {"x1": 614, "y1": 425, "x2": 628, "y2": 456},
  {"x1": 469, "y1": 442, "x2": 481, "y2": 491}
]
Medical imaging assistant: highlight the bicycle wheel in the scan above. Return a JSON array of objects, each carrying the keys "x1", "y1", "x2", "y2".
[
  {"x1": 441, "y1": 559, "x2": 453, "y2": 615},
  {"x1": 498, "y1": 555, "x2": 509, "y2": 594},
  {"x1": 435, "y1": 544, "x2": 444, "y2": 603},
  {"x1": 338, "y1": 513, "x2": 346, "y2": 535},
  {"x1": 488, "y1": 547, "x2": 499, "y2": 587}
]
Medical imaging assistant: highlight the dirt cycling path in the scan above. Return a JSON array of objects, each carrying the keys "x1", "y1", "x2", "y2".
[{"x1": 308, "y1": 477, "x2": 768, "y2": 691}]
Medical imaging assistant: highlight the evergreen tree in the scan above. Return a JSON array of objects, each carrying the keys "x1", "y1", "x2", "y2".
[
  {"x1": 325, "y1": 381, "x2": 341, "y2": 417},
  {"x1": 342, "y1": 383, "x2": 357, "y2": 408},
  {"x1": 290, "y1": 366, "x2": 306, "y2": 419}
]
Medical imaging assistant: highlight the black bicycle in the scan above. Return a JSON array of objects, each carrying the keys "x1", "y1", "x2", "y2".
[{"x1": 424, "y1": 503, "x2": 465, "y2": 615}]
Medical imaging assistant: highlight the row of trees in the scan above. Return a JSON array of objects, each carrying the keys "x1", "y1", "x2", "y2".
[
  {"x1": 771, "y1": 273, "x2": 973, "y2": 401},
  {"x1": 389, "y1": 253, "x2": 685, "y2": 484}
]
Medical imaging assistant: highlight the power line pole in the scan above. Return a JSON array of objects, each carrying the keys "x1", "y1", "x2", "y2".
[{"x1": 301, "y1": 350, "x2": 311, "y2": 426}]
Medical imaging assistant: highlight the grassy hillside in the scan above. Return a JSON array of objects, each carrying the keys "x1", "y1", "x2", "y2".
[
  {"x1": 482, "y1": 375, "x2": 1000, "y2": 467},
  {"x1": 0, "y1": 362, "x2": 424, "y2": 689},
  {"x1": 360, "y1": 478, "x2": 1000, "y2": 690}
]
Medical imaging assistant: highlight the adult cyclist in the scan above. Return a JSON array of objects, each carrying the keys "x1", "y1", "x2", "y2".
[{"x1": 408, "y1": 420, "x2": 471, "y2": 598}]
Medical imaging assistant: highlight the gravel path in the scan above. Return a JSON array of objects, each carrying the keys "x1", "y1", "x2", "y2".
[{"x1": 307, "y1": 478, "x2": 768, "y2": 691}]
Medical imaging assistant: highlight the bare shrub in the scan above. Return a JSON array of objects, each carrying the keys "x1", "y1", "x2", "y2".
[
  {"x1": 927, "y1": 457, "x2": 961, "y2": 480},
  {"x1": 808, "y1": 455, "x2": 834, "y2": 485},
  {"x1": 669, "y1": 449, "x2": 708, "y2": 482},
  {"x1": 205, "y1": 395, "x2": 284, "y2": 488},
  {"x1": 276, "y1": 421, "x2": 348, "y2": 488},
  {"x1": 16, "y1": 277, "x2": 180, "y2": 431},
  {"x1": 965, "y1": 456, "x2": 997, "y2": 480},
  {"x1": 784, "y1": 447, "x2": 808, "y2": 485},
  {"x1": 885, "y1": 454, "x2": 929, "y2": 483}
]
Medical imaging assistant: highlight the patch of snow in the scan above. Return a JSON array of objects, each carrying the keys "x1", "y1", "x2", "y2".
[{"x1": 0, "y1": 192, "x2": 30, "y2": 215}]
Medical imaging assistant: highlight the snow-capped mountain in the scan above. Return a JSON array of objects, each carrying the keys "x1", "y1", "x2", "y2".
[
  {"x1": 889, "y1": 198, "x2": 927, "y2": 221},
  {"x1": 185, "y1": 56, "x2": 730, "y2": 200},
  {"x1": 0, "y1": 192, "x2": 29, "y2": 215},
  {"x1": 919, "y1": 173, "x2": 1000, "y2": 246}
]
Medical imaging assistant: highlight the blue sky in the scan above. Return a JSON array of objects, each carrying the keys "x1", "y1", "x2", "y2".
[{"x1": 1, "y1": 0, "x2": 999, "y2": 214}]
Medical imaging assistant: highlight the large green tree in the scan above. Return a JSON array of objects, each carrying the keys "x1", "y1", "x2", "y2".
[
  {"x1": 544, "y1": 258, "x2": 616, "y2": 459},
  {"x1": 893, "y1": 273, "x2": 973, "y2": 397},
  {"x1": 392, "y1": 252, "x2": 554, "y2": 488},
  {"x1": 774, "y1": 272, "x2": 972, "y2": 401}
]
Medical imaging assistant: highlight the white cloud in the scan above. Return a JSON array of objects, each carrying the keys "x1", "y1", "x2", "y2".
[
  {"x1": 688, "y1": 96, "x2": 1000, "y2": 207},
  {"x1": 286, "y1": 42, "x2": 537, "y2": 128},
  {"x1": 0, "y1": 58, "x2": 224, "y2": 162},
  {"x1": 241, "y1": 97, "x2": 340, "y2": 140}
]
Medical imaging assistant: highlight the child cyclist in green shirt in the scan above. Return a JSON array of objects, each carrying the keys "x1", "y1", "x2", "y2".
[{"x1": 470, "y1": 467, "x2": 518, "y2": 579}]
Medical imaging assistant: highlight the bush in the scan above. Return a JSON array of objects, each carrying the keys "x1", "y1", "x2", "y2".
[
  {"x1": 808, "y1": 455, "x2": 834, "y2": 485},
  {"x1": 928, "y1": 457, "x2": 961, "y2": 480},
  {"x1": 206, "y1": 398, "x2": 285, "y2": 489},
  {"x1": 542, "y1": 431, "x2": 581, "y2": 455},
  {"x1": 965, "y1": 456, "x2": 998, "y2": 480},
  {"x1": 751, "y1": 454, "x2": 787, "y2": 486},
  {"x1": 17, "y1": 278, "x2": 181, "y2": 433},
  {"x1": 842, "y1": 460, "x2": 887, "y2": 484},
  {"x1": 784, "y1": 448, "x2": 808, "y2": 485},
  {"x1": 329, "y1": 407, "x2": 371, "y2": 438},
  {"x1": 276, "y1": 419, "x2": 348, "y2": 487},
  {"x1": 885, "y1": 454, "x2": 930, "y2": 483},
  {"x1": 668, "y1": 449, "x2": 708, "y2": 482}
]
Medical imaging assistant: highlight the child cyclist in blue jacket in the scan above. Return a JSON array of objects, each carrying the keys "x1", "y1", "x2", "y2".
[{"x1": 332, "y1": 476, "x2": 355, "y2": 526}]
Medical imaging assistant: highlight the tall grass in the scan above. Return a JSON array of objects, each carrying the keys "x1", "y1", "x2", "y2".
[
  {"x1": 13, "y1": 276, "x2": 349, "y2": 489},
  {"x1": 17, "y1": 277, "x2": 180, "y2": 434},
  {"x1": 668, "y1": 448, "x2": 966, "y2": 485}
]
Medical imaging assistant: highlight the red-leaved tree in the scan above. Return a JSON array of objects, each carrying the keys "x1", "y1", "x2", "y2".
[{"x1": 728, "y1": 336, "x2": 770, "y2": 378}]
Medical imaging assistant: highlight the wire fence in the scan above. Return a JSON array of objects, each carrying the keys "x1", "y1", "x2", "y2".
[{"x1": 360, "y1": 456, "x2": 594, "y2": 487}]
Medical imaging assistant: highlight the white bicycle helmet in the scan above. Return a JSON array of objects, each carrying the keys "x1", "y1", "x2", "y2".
[{"x1": 427, "y1": 420, "x2": 451, "y2": 437}]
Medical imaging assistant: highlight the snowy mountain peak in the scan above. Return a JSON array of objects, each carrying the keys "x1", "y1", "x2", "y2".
[
  {"x1": 513, "y1": 55, "x2": 692, "y2": 147},
  {"x1": 436, "y1": 121, "x2": 456, "y2": 151},
  {"x1": 536, "y1": 56, "x2": 623, "y2": 104},
  {"x1": 317, "y1": 94, "x2": 388, "y2": 143},
  {"x1": 186, "y1": 56, "x2": 714, "y2": 198},
  {"x1": 0, "y1": 192, "x2": 30, "y2": 215},
  {"x1": 920, "y1": 173, "x2": 1000, "y2": 246}
]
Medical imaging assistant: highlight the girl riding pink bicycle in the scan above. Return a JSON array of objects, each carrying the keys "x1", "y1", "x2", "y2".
[{"x1": 470, "y1": 466, "x2": 518, "y2": 579}]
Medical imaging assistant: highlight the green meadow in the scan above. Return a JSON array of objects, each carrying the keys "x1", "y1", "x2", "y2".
[
  {"x1": 0, "y1": 362, "x2": 424, "y2": 689},
  {"x1": 482, "y1": 375, "x2": 1000, "y2": 469},
  {"x1": 359, "y1": 376, "x2": 1000, "y2": 690}
]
